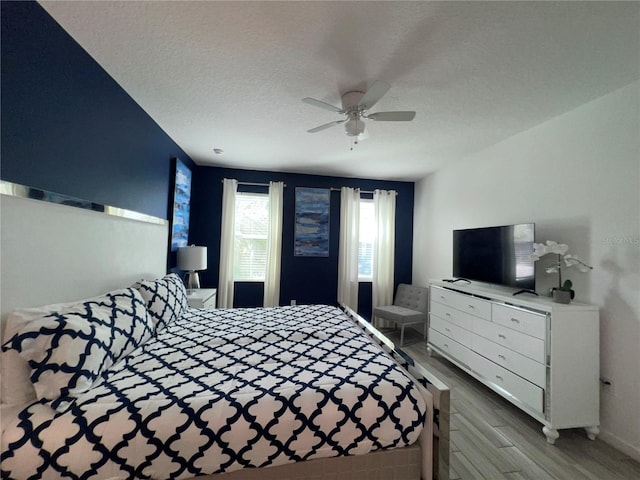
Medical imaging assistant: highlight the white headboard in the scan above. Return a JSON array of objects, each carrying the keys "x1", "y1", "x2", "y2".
[{"x1": 0, "y1": 188, "x2": 168, "y2": 334}]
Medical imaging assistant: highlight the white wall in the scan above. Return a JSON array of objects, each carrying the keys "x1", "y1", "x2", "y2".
[{"x1": 413, "y1": 81, "x2": 640, "y2": 457}]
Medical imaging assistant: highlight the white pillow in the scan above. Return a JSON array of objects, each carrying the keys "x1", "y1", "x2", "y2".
[
  {"x1": 132, "y1": 273, "x2": 188, "y2": 332},
  {"x1": 1, "y1": 288, "x2": 152, "y2": 409},
  {"x1": 2, "y1": 298, "x2": 83, "y2": 407}
]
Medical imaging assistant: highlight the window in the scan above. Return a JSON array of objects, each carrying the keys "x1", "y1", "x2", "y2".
[
  {"x1": 358, "y1": 199, "x2": 375, "y2": 281},
  {"x1": 233, "y1": 192, "x2": 269, "y2": 281}
]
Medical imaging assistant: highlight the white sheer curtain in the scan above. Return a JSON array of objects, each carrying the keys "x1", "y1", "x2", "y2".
[
  {"x1": 373, "y1": 189, "x2": 396, "y2": 322},
  {"x1": 218, "y1": 178, "x2": 237, "y2": 308},
  {"x1": 264, "y1": 181, "x2": 284, "y2": 307},
  {"x1": 337, "y1": 187, "x2": 360, "y2": 311}
]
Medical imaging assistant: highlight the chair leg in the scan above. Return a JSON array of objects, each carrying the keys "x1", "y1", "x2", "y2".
[{"x1": 400, "y1": 325, "x2": 405, "y2": 347}]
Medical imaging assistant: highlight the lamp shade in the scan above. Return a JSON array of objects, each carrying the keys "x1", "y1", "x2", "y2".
[{"x1": 177, "y1": 246, "x2": 207, "y2": 271}]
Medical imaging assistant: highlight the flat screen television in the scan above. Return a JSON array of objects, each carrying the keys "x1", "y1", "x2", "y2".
[{"x1": 453, "y1": 223, "x2": 535, "y2": 291}]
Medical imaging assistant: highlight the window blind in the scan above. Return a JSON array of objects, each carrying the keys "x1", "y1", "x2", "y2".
[{"x1": 234, "y1": 193, "x2": 269, "y2": 281}]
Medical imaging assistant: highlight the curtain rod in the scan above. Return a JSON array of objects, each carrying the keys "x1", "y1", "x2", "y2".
[
  {"x1": 329, "y1": 187, "x2": 397, "y2": 196},
  {"x1": 221, "y1": 180, "x2": 394, "y2": 195},
  {"x1": 221, "y1": 180, "x2": 287, "y2": 188}
]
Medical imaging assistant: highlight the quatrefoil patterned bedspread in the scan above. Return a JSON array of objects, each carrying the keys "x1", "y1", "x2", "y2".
[{"x1": 1, "y1": 304, "x2": 427, "y2": 480}]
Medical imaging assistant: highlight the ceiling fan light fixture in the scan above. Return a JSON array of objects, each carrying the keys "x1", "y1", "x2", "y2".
[{"x1": 344, "y1": 116, "x2": 365, "y2": 137}]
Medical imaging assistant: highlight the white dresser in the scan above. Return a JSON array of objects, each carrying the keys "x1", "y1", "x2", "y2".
[
  {"x1": 427, "y1": 280, "x2": 599, "y2": 444},
  {"x1": 186, "y1": 288, "x2": 217, "y2": 310}
]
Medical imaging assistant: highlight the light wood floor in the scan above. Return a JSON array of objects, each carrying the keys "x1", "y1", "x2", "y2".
[{"x1": 389, "y1": 332, "x2": 640, "y2": 480}]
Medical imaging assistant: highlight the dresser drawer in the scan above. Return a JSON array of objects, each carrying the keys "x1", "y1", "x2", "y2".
[
  {"x1": 430, "y1": 315, "x2": 473, "y2": 348},
  {"x1": 430, "y1": 301, "x2": 475, "y2": 331},
  {"x1": 492, "y1": 304, "x2": 546, "y2": 339},
  {"x1": 472, "y1": 317, "x2": 545, "y2": 364},
  {"x1": 429, "y1": 329, "x2": 471, "y2": 366},
  {"x1": 471, "y1": 351, "x2": 544, "y2": 414},
  {"x1": 472, "y1": 334, "x2": 547, "y2": 388},
  {"x1": 431, "y1": 287, "x2": 491, "y2": 320}
]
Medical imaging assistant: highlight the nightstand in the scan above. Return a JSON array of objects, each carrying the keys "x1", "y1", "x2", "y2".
[{"x1": 186, "y1": 288, "x2": 217, "y2": 310}]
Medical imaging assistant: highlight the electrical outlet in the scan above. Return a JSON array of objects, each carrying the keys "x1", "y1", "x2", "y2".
[
  {"x1": 600, "y1": 377, "x2": 614, "y2": 395},
  {"x1": 290, "y1": 299, "x2": 296, "y2": 306}
]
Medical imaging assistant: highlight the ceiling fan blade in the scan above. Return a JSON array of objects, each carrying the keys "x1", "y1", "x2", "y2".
[
  {"x1": 367, "y1": 111, "x2": 416, "y2": 121},
  {"x1": 358, "y1": 80, "x2": 391, "y2": 111},
  {"x1": 302, "y1": 97, "x2": 343, "y2": 113},
  {"x1": 307, "y1": 119, "x2": 346, "y2": 133}
]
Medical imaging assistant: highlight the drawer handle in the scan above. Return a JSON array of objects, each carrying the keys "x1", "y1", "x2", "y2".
[
  {"x1": 498, "y1": 333, "x2": 507, "y2": 339},
  {"x1": 496, "y1": 375, "x2": 504, "y2": 381},
  {"x1": 468, "y1": 304, "x2": 476, "y2": 309},
  {"x1": 510, "y1": 317, "x2": 520, "y2": 323},
  {"x1": 445, "y1": 328, "x2": 451, "y2": 332},
  {"x1": 440, "y1": 296, "x2": 446, "y2": 300},
  {"x1": 445, "y1": 312, "x2": 451, "y2": 317},
  {"x1": 443, "y1": 343, "x2": 449, "y2": 348},
  {"x1": 498, "y1": 354, "x2": 506, "y2": 360}
]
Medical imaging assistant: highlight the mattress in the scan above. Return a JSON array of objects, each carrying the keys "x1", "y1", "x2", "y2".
[{"x1": 1, "y1": 304, "x2": 427, "y2": 480}]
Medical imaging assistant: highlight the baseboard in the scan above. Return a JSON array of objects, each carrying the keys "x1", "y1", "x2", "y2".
[{"x1": 599, "y1": 431, "x2": 640, "y2": 462}]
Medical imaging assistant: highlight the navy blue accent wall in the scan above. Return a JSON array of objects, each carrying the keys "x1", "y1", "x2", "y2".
[
  {"x1": 1, "y1": 1, "x2": 194, "y2": 219},
  {"x1": 190, "y1": 167, "x2": 414, "y2": 320}
]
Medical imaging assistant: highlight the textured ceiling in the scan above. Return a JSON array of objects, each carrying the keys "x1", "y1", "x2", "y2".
[{"x1": 40, "y1": 1, "x2": 639, "y2": 181}]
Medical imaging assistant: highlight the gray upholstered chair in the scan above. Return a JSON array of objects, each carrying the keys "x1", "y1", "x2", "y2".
[{"x1": 373, "y1": 284, "x2": 429, "y2": 346}]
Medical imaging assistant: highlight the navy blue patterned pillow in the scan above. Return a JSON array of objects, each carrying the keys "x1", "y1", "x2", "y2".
[
  {"x1": 1, "y1": 288, "x2": 152, "y2": 410},
  {"x1": 132, "y1": 273, "x2": 187, "y2": 332}
]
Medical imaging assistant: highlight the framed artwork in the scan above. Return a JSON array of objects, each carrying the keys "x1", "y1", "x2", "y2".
[
  {"x1": 294, "y1": 187, "x2": 330, "y2": 256},
  {"x1": 170, "y1": 158, "x2": 192, "y2": 251}
]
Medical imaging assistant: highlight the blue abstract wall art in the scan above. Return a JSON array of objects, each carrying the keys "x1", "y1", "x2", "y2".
[
  {"x1": 170, "y1": 158, "x2": 192, "y2": 251},
  {"x1": 294, "y1": 187, "x2": 330, "y2": 256}
]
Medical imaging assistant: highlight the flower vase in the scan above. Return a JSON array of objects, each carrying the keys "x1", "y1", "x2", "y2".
[{"x1": 552, "y1": 289, "x2": 571, "y2": 304}]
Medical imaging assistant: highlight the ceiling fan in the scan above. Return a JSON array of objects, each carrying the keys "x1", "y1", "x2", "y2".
[{"x1": 302, "y1": 80, "x2": 416, "y2": 141}]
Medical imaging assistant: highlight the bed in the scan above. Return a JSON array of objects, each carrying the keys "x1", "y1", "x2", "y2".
[{"x1": 0, "y1": 184, "x2": 450, "y2": 480}]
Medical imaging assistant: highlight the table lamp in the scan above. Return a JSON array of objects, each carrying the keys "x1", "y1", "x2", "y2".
[{"x1": 177, "y1": 245, "x2": 207, "y2": 293}]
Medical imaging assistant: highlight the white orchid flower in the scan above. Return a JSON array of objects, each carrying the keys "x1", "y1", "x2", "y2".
[
  {"x1": 531, "y1": 242, "x2": 548, "y2": 260},
  {"x1": 544, "y1": 240, "x2": 569, "y2": 255},
  {"x1": 530, "y1": 240, "x2": 593, "y2": 294}
]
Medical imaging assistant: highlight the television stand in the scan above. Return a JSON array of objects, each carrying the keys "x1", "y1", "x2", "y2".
[{"x1": 513, "y1": 289, "x2": 538, "y2": 296}]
